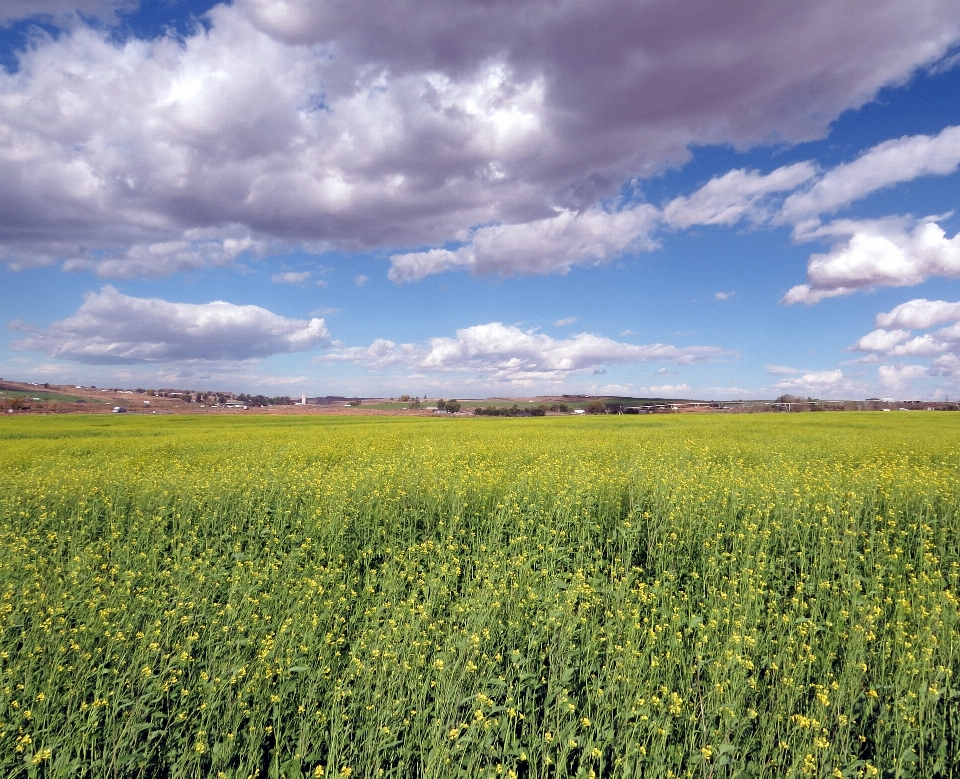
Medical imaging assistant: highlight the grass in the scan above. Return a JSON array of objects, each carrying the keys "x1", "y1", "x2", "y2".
[{"x1": 0, "y1": 413, "x2": 958, "y2": 778}]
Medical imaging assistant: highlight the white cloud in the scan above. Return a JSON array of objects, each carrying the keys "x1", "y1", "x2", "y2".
[
  {"x1": 271, "y1": 270, "x2": 311, "y2": 284},
  {"x1": 553, "y1": 316, "x2": 578, "y2": 327},
  {"x1": 714, "y1": 291, "x2": 734, "y2": 301},
  {"x1": 322, "y1": 339, "x2": 422, "y2": 369},
  {"x1": 775, "y1": 128, "x2": 960, "y2": 305},
  {"x1": 878, "y1": 363, "x2": 929, "y2": 393},
  {"x1": 782, "y1": 125, "x2": 960, "y2": 222},
  {"x1": 6, "y1": 231, "x2": 267, "y2": 279},
  {"x1": 875, "y1": 298, "x2": 960, "y2": 329},
  {"x1": 781, "y1": 219, "x2": 960, "y2": 304},
  {"x1": 772, "y1": 368, "x2": 865, "y2": 397},
  {"x1": 354, "y1": 274, "x2": 369, "y2": 287},
  {"x1": 11, "y1": 285, "x2": 330, "y2": 363},
  {"x1": 323, "y1": 321, "x2": 729, "y2": 384},
  {"x1": 931, "y1": 352, "x2": 960, "y2": 377},
  {"x1": 851, "y1": 328, "x2": 911, "y2": 352},
  {"x1": 663, "y1": 163, "x2": 815, "y2": 229},
  {"x1": 846, "y1": 301, "x2": 960, "y2": 396},
  {"x1": 888, "y1": 334, "x2": 951, "y2": 357},
  {"x1": 1, "y1": 1, "x2": 958, "y2": 277},
  {"x1": 856, "y1": 309, "x2": 960, "y2": 357},
  {"x1": 388, "y1": 205, "x2": 659, "y2": 282},
  {"x1": 388, "y1": 122, "x2": 960, "y2": 284}
]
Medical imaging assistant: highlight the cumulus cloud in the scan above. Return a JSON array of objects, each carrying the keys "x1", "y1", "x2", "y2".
[
  {"x1": 663, "y1": 163, "x2": 815, "y2": 229},
  {"x1": 781, "y1": 125, "x2": 960, "y2": 223},
  {"x1": 846, "y1": 298, "x2": 960, "y2": 394},
  {"x1": 852, "y1": 325, "x2": 953, "y2": 358},
  {"x1": 889, "y1": 334, "x2": 952, "y2": 357},
  {"x1": 388, "y1": 205, "x2": 660, "y2": 282},
  {"x1": 1, "y1": 0, "x2": 959, "y2": 277},
  {"x1": 10, "y1": 285, "x2": 330, "y2": 363},
  {"x1": 323, "y1": 322, "x2": 729, "y2": 384},
  {"x1": 878, "y1": 363, "x2": 929, "y2": 393},
  {"x1": 852, "y1": 328, "x2": 911, "y2": 352},
  {"x1": 875, "y1": 298, "x2": 960, "y2": 329},
  {"x1": 769, "y1": 128, "x2": 960, "y2": 305},
  {"x1": 772, "y1": 369, "x2": 865, "y2": 397},
  {"x1": 781, "y1": 219, "x2": 960, "y2": 304}
]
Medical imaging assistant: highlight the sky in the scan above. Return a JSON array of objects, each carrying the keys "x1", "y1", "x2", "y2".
[{"x1": 2, "y1": 1, "x2": 960, "y2": 400}]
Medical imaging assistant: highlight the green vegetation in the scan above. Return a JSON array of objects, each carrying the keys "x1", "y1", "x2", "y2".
[{"x1": 0, "y1": 414, "x2": 959, "y2": 777}]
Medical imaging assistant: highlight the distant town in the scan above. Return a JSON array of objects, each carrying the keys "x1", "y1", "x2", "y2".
[{"x1": 1, "y1": 377, "x2": 957, "y2": 416}]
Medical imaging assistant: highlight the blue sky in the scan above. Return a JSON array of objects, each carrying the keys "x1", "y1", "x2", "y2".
[{"x1": 2, "y1": 1, "x2": 960, "y2": 399}]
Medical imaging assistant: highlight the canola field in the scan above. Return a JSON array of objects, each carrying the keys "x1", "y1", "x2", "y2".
[{"x1": 1, "y1": 413, "x2": 959, "y2": 779}]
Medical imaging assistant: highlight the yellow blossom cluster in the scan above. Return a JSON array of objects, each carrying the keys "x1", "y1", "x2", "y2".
[{"x1": 0, "y1": 412, "x2": 957, "y2": 777}]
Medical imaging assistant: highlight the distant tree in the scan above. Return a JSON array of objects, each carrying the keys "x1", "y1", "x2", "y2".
[
  {"x1": 409, "y1": 398, "x2": 422, "y2": 409},
  {"x1": 147, "y1": 389, "x2": 155, "y2": 397},
  {"x1": 348, "y1": 399, "x2": 362, "y2": 406},
  {"x1": 586, "y1": 400, "x2": 607, "y2": 414},
  {"x1": 446, "y1": 400, "x2": 461, "y2": 413},
  {"x1": 437, "y1": 399, "x2": 446, "y2": 411},
  {"x1": 399, "y1": 394, "x2": 410, "y2": 402}
]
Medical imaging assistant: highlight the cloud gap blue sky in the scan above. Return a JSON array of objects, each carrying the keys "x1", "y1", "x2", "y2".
[{"x1": 2, "y1": 0, "x2": 960, "y2": 399}]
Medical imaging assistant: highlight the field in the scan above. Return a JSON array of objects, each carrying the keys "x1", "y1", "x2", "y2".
[{"x1": 1, "y1": 414, "x2": 959, "y2": 778}]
